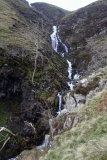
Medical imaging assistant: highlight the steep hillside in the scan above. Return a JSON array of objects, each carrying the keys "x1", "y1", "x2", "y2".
[
  {"x1": 1, "y1": 0, "x2": 107, "y2": 159},
  {"x1": 31, "y1": 2, "x2": 69, "y2": 24},
  {"x1": 31, "y1": 0, "x2": 107, "y2": 75},
  {"x1": 59, "y1": 0, "x2": 107, "y2": 74},
  {"x1": 0, "y1": 0, "x2": 68, "y2": 159},
  {"x1": 17, "y1": 66, "x2": 107, "y2": 160},
  {"x1": 0, "y1": 0, "x2": 51, "y2": 50}
]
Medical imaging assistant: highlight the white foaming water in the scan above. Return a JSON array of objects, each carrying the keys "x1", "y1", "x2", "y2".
[
  {"x1": 74, "y1": 73, "x2": 80, "y2": 80},
  {"x1": 66, "y1": 60, "x2": 72, "y2": 79},
  {"x1": 62, "y1": 43, "x2": 68, "y2": 52},
  {"x1": 36, "y1": 134, "x2": 50, "y2": 149},
  {"x1": 51, "y1": 26, "x2": 68, "y2": 53},
  {"x1": 50, "y1": 26, "x2": 58, "y2": 52},
  {"x1": 57, "y1": 35, "x2": 68, "y2": 53},
  {"x1": 57, "y1": 27, "x2": 68, "y2": 53},
  {"x1": 57, "y1": 92, "x2": 62, "y2": 115},
  {"x1": 66, "y1": 59, "x2": 74, "y2": 90},
  {"x1": 67, "y1": 82, "x2": 74, "y2": 90}
]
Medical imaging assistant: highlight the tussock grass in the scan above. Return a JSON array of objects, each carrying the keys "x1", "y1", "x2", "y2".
[{"x1": 41, "y1": 86, "x2": 107, "y2": 160}]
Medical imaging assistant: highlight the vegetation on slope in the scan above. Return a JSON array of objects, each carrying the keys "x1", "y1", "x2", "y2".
[
  {"x1": 44, "y1": 67, "x2": 107, "y2": 160},
  {"x1": 0, "y1": 0, "x2": 69, "y2": 159},
  {"x1": 16, "y1": 66, "x2": 107, "y2": 160},
  {"x1": 31, "y1": 2, "x2": 69, "y2": 24},
  {"x1": 1, "y1": 0, "x2": 107, "y2": 159},
  {"x1": 59, "y1": 0, "x2": 107, "y2": 74},
  {"x1": 44, "y1": 89, "x2": 107, "y2": 160}
]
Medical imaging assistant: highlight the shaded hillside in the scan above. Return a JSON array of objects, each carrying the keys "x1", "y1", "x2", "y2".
[
  {"x1": 17, "y1": 65, "x2": 107, "y2": 160},
  {"x1": 1, "y1": 0, "x2": 107, "y2": 159},
  {"x1": 31, "y1": 2, "x2": 69, "y2": 24},
  {"x1": 0, "y1": 0, "x2": 68, "y2": 159},
  {"x1": 59, "y1": 0, "x2": 107, "y2": 74},
  {"x1": 14, "y1": 0, "x2": 107, "y2": 160}
]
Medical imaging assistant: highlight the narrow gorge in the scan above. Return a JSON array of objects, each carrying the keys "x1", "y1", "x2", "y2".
[{"x1": 1, "y1": 0, "x2": 107, "y2": 160}]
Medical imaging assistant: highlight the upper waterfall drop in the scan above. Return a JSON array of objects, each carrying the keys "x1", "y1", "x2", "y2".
[
  {"x1": 50, "y1": 26, "x2": 58, "y2": 52},
  {"x1": 51, "y1": 26, "x2": 68, "y2": 53}
]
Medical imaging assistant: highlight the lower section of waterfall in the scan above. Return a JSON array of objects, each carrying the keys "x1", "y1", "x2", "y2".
[
  {"x1": 57, "y1": 92, "x2": 62, "y2": 115},
  {"x1": 66, "y1": 59, "x2": 74, "y2": 90},
  {"x1": 66, "y1": 59, "x2": 80, "y2": 90},
  {"x1": 36, "y1": 134, "x2": 51, "y2": 149},
  {"x1": 51, "y1": 25, "x2": 80, "y2": 114}
]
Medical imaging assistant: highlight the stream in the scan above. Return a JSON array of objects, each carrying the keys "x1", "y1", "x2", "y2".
[
  {"x1": 51, "y1": 25, "x2": 80, "y2": 114},
  {"x1": 9, "y1": 25, "x2": 80, "y2": 156}
]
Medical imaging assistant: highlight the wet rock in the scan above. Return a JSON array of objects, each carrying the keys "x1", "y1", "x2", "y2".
[
  {"x1": 63, "y1": 92, "x2": 76, "y2": 112},
  {"x1": 0, "y1": 92, "x2": 5, "y2": 98},
  {"x1": 72, "y1": 114, "x2": 82, "y2": 127},
  {"x1": 63, "y1": 116, "x2": 72, "y2": 129},
  {"x1": 99, "y1": 79, "x2": 107, "y2": 90},
  {"x1": 80, "y1": 78, "x2": 88, "y2": 87},
  {"x1": 74, "y1": 94, "x2": 86, "y2": 107}
]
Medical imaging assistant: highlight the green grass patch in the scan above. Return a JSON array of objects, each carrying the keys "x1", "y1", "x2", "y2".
[
  {"x1": 0, "y1": 103, "x2": 9, "y2": 126},
  {"x1": 42, "y1": 87, "x2": 107, "y2": 160}
]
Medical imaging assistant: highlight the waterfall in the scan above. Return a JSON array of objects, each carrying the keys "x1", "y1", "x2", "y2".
[
  {"x1": 50, "y1": 25, "x2": 80, "y2": 112},
  {"x1": 57, "y1": 28, "x2": 68, "y2": 53},
  {"x1": 57, "y1": 92, "x2": 62, "y2": 115},
  {"x1": 67, "y1": 82, "x2": 74, "y2": 90},
  {"x1": 66, "y1": 60, "x2": 75, "y2": 90},
  {"x1": 74, "y1": 73, "x2": 80, "y2": 80},
  {"x1": 50, "y1": 26, "x2": 68, "y2": 53},
  {"x1": 50, "y1": 26, "x2": 58, "y2": 52},
  {"x1": 36, "y1": 134, "x2": 51, "y2": 149},
  {"x1": 66, "y1": 60, "x2": 72, "y2": 79}
]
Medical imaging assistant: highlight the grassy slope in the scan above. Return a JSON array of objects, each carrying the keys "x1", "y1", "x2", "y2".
[
  {"x1": 0, "y1": 0, "x2": 68, "y2": 126},
  {"x1": 17, "y1": 67, "x2": 107, "y2": 160},
  {"x1": 0, "y1": 0, "x2": 30, "y2": 47},
  {"x1": 59, "y1": 0, "x2": 107, "y2": 74},
  {"x1": 43, "y1": 69, "x2": 107, "y2": 160},
  {"x1": 0, "y1": 0, "x2": 67, "y2": 91},
  {"x1": 31, "y1": 2, "x2": 69, "y2": 23},
  {"x1": 0, "y1": 1, "x2": 68, "y2": 158},
  {"x1": 0, "y1": 0, "x2": 51, "y2": 53}
]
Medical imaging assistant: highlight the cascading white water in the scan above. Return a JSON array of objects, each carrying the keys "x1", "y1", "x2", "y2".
[
  {"x1": 36, "y1": 134, "x2": 51, "y2": 149},
  {"x1": 66, "y1": 60, "x2": 74, "y2": 90},
  {"x1": 67, "y1": 82, "x2": 74, "y2": 90},
  {"x1": 57, "y1": 28, "x2": 68, "y2": 53},
  {"x1": 50, "y1": 26, "x2": 58, "y2": 52},
  {"x1": 57, "y1": 92, "x2": 62, "y2": 115},
  {"x1": 50, "y1": 26, "x2": 68, "y2": 53},
  {"x1": 66, "y1": 60, "x2": 72, "y2": 79},
  {"x1": 74, "y1": 73, "x2": 80, "y2": 80},
  {"x1": 50, "y1": 25, "x2": 80, "y2": 112}
]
